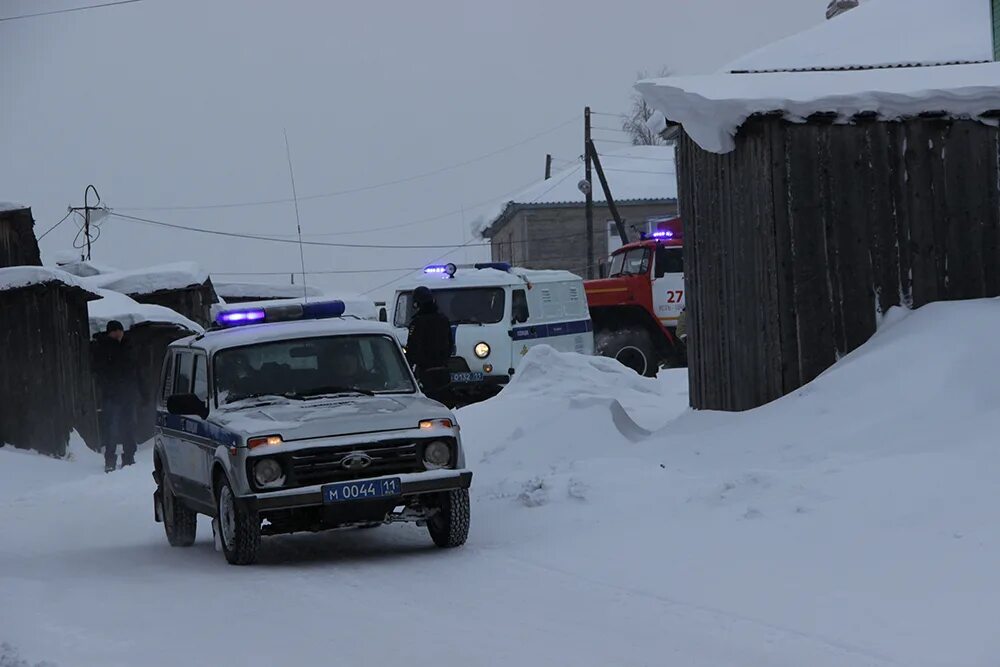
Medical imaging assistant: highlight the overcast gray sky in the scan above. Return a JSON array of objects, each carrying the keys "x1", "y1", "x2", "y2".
[{"x1": 1, "y1": 0, "x2": 820, "y2": 299}]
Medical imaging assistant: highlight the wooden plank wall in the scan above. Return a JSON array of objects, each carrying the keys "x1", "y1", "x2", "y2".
[
  {"x1": 681, "y1": 116, "x2": 1000, "y2": 411},
  {"x1": 0, "y1": 207, "x2": 43, "y2": 268},
  {"x1": 0, "y1": 285, "x2": 97, "y2": 456}
]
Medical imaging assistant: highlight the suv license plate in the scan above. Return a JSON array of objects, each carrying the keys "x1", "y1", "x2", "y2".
[
  {"x1": 450, "y1": 371, "x2": 484, "y2": 384},
  {"x1": 323, "y1": 478, "x2": 401, "y2": 504}
]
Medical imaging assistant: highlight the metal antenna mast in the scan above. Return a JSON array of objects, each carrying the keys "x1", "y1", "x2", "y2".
[{"x1": 283, "y1": 128, "x2": 309, "y2": 301}]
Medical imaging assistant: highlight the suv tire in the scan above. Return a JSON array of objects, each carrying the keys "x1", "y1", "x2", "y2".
[
  {"x1": 161, "y1": 477, "x2": 198, "y2": 547},
  {"x1": 427, "y1": 488, "x2": 470, "y2": 548},
  {"x1": 216, "y1": 476, "x2": 261, "y2": 565}
]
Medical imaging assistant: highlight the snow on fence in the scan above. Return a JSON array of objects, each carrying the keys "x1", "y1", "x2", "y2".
[{"x1": 679, "y1": 115, "x2": 1000, "y2": 411}]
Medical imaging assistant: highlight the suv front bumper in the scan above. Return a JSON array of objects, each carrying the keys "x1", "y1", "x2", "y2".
[{"x1": 243, "y1": 468, "x2": 473, "y2": 513}]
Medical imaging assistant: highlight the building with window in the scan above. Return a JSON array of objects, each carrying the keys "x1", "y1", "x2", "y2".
[{"x1": 479, "y1": 145, "x2": 677, "y2": 278}]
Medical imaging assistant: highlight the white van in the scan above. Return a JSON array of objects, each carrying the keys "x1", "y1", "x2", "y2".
[{"x1": 392, "y1": 262, "x2": 594, "y2": 404}]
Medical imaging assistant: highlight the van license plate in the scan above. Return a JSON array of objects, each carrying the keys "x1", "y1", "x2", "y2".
[
  {"x1": 322, "y1": 478, "x2": 401, "y2": 504},
  {"x1": 450, "y1": 372, "x2": 484, "y2": 383}
]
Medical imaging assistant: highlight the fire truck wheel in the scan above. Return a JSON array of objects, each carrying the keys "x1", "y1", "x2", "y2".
[{"x1": 597, "y1": 328, "x2": 657, "y2": 377}]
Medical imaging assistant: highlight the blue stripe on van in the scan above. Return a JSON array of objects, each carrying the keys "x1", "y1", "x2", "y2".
[{"x1": 511, "y1": 319, "x2": 592, "y2": 341}]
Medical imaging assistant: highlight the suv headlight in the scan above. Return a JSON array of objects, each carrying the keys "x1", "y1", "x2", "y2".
[
  {"x1": 253, "y1": 458, "x2": 285, "y2": 488},
  {"x1": 474, "y1": 342, "x2": 490, "y2": 358},
  {"x1": 423, "y1": 441, "x2": 452, "y2": 469}
]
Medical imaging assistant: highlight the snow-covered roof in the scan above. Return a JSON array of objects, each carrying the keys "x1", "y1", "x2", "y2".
[
  {"x1": 80, "y1": 261, "x2": 210, "y2": 296},
  {"x1": 209, "y1": 294, "x2": 377, "y2": 322},
  {"x1": 212, "y1": 281, "x2": 324, "y2": 300},
  {"x1": 638, "y1": 0, "x2": 1000, "y2": 154},
  {"x1": 0, "y1": 202, "x2": 28, "y2": 213},
  {"x1": 725, "y1": 0, "x2": 993, "y2": 73},
  {"x1": 88, "y1": 288, "x2": 203, "y2": 336},
  {"x1": 479, "y1": 145, "x2": 676, "y2": 235},
  {"x1": 638, "y1": 62, "x2": 1000, "y2": 154},
  {"x1": 397, "y1": 266, "x2": 583, "y2": 291},
  {"x1": 177, "y1": 317, "x2": 399, "y2": 355},
  {"x1": 0, "y1": 266, "x2": 95, "y2": 295},
  {"x1": 55, "y1": 258, "x2": 121, "y2": 278}
]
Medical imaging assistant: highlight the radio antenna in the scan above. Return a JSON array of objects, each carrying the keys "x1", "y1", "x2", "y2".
[{"x1": 283, "y1": 128, "x2": 309, "y2": 302}]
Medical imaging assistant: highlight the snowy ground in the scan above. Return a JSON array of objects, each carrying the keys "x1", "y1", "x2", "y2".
[{"x1": 3, "y1": 300, "x2": 1000, "y2": 666}]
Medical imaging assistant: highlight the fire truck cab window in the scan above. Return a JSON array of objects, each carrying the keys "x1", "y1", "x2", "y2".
[
  {"x1": 655, "y1": 246, "x2": 684, "y2": 278},
  {"x1": 609, "y1": 247, "x2": 650, "y2": 277}
]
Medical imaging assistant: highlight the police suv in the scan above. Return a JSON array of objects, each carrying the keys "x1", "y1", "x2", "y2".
[
  {"x1": 392, "y1": 262, "x2": 595, "y2": 405},
  {"x1": 152, "y1": 299, "x2": 472, "y2": 565}
]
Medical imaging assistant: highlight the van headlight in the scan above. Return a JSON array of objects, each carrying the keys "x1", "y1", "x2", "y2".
[
  {"x1": 474, "y1": 342, "x2": 490, "y2": 358},
  {"x1": 253, "y1": 458, "x2": 285, "y2": 488}
]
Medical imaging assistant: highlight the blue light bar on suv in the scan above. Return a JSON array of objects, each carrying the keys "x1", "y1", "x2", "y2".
[{"x1": 214, "y1": 299, "x2": 347, "y2": 328}]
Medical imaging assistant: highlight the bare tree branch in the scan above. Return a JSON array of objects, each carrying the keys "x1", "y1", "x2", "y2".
[{"x1": 622, "y1": 67, "x2": 672, "y2": 146}]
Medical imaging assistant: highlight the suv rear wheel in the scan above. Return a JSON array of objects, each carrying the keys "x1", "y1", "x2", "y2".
[
  {"x1": 427, "y1": 489, "x2": 470, "y2": 548},
  {"x1": 161, "y1": 475, "x2": 197, "y2": 547},
  {"x1": 216, "y1": 477, "x2": 261, "y2": 565}
]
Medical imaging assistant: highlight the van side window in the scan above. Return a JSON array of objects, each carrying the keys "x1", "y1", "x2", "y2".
[
  {"x1": 512, "y1": 289, "x2": 529, "y2": 323},
  {"x1": 173, "y1": 352, "x2": 194, "y2": 395},
  {"x1": 160, "y1": 354, "x2": 175, "y2": 403},
  {"x1": 192, "y1": 355, "x2": 209, "y2": 403},
  {"x1": 655, "y1": 246, "x2": 684, "y2": 278}
]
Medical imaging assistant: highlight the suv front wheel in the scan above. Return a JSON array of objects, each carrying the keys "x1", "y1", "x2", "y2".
[
  {"x1": 216, "y1": 476, "x2": 261, "y2": 565},
  {"x1": 427, "y1": 488, "x2": 470, "y2": 548}
]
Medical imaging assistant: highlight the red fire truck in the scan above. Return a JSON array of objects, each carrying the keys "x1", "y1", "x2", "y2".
[{"x1": 584, "y1": 221, "x2": 685, "y2": 376}]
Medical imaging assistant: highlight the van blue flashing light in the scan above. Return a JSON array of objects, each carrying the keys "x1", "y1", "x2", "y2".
[
  {"x1": 424, "y1": 263, "x2": 457, "y2": 277},
  {"x1": 214, "y1": 300, "x2": 347, "y2": 328}
]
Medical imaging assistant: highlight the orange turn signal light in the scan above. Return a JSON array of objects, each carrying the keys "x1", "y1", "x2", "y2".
[
  {"x1": 419, "y1": 419, "x2": 454, "y2": 430},
  {"x1": 247, "y1": 434, "x2": 283, "y2": 449}
]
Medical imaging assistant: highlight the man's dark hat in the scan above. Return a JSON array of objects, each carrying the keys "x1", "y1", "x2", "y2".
[
  {"x1": 106, "y1": 320, "x2": 125, "y2": 333},
  {"x1": 413, "y1": 286, "x2": 434, "y2": 306}
]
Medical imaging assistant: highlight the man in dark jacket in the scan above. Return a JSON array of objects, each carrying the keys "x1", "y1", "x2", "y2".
[
  {"x1": 92, "y1": 320, "x2": 143, "y2": 472},
  {"x1": 405, "y1": 286, "x2": 452, "y2": 403}
]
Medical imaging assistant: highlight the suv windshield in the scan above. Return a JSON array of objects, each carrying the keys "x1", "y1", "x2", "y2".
[
  {"x1": 394, "y1": 287, "x2": 506, "y2": 326},
  {"x1": 214, "y1": 334, "x2": 414, "y2": 405},
  {"x1": 608, "y1": 247, "x2": 651, "y2": 277}
]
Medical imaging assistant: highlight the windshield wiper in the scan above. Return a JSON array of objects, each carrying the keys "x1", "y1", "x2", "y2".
[{"x1": 288, "y1": 385, "x2": 375, "y2": 398}]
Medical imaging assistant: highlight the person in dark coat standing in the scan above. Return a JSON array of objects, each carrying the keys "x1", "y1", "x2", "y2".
[
  {"x1": 92, "y1": 320, "x2": 143, "y2": 472},
  {"x1": 405, "y1": 286, "x2": 452, "y2": 403}
]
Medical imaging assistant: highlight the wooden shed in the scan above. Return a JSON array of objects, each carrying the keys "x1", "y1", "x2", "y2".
[
  {"x1": 0, "y1": 268, "x2": 100, "y2": 457},
  {"x1": 0, "y1": 204, "x2": 43, "y2": 267},
  {"x1": 62, "y1": 260, "x2": 220, "y2": 328},
  {"x1": 637, "y1": 0, "x2": 1000, "y2": 411}
]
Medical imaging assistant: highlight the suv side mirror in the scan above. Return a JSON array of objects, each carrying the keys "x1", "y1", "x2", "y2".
[{"x1": 167, "y1": 393, "x2": 208, "y2": 419}]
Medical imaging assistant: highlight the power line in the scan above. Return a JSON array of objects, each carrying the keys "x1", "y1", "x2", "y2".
[
  {"x1": 114, "y1": 116, "x2": 579, "y2": 212},
  {"x1": 108, "y1": 211, "x2": 489, "y2": 249},
  {"x1": 0, "y1": 0, "x2": 144, "y2": 22},
  {"x1": 36, "y1": 210, "x2": 75, "y2": 241},
  {"x1": 213, "y1": 267, "x2": 422, "y2": 276},
  {"x1": 603, "y1": 167, "x2": 677, "y2": 175}
]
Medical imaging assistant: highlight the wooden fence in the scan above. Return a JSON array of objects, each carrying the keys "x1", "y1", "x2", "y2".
[
  {"x1": 0, "y1": 283, "x2": 99, "y2": 456},
  {"x1": 679, "y1": 115, "x2": 1000, "y2": 411}
]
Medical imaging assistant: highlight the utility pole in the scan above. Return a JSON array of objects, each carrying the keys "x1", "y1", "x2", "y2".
[
  {"x1": 544, "y1": 154, "x2": 552, "y2": 180},
  {"x1": 69, "y1": 185, "x2": 101, "y2": 260},
  {"x1": 584, "y1": 107, "x2": 594, "y2": 279}
]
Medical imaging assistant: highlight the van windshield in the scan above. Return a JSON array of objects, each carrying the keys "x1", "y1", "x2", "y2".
[{"x1": 394, "y1": 287, "x2": 506, "y2": 326}]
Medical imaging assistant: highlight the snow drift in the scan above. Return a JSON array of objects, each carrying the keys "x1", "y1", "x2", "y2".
[{"x1": 3, "y1": 299, "x2": 1000, "y2": 666}]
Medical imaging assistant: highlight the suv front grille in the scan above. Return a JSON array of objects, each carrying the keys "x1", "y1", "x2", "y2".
[{"x1": 249, "y1": 438, "x2": 455, "y2": 490}]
